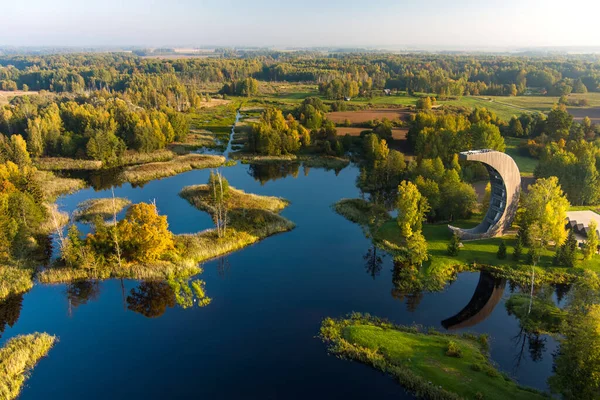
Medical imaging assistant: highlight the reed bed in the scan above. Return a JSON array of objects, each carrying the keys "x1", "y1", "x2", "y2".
[
  {"x1": 73, "y1": 198, "x2": 131, "y2": 223},
  {"x1": 0, "y1": 333, "x2": 57, "y2": 400},
  {"x1": 34, "y1": 157, "x2": 102, "y2": 171},
  {"x1": 119, "y1": 154, "x2": 225, "y2": 184},
  {"x1": 35, "y1": 171, "x2": 86, "y2": 201},
  {"x1": 38, "y1": 261, "x2": 201, "y2": 284},
  {"x1": 0, "y1": 265, "x2": 34, "y2": 301}
]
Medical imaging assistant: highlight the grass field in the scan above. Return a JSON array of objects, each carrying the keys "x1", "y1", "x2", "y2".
[
  {"x1": 327, "y1": 109, "x2": 410, "y2": 124},
  {"x1": 504, "y1": 137, "x2": 537, "y2": 177},
  {"x1": 320, "y1": 314, "x2": 547, "y2": 400},
  {"x1": 0, "y1": 90, "x2": 39, "y2": 106}
]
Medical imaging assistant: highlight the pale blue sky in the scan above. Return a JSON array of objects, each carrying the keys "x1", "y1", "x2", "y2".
[{"x1": 3, "y1": 0, "x2": 599, "y2": 48}]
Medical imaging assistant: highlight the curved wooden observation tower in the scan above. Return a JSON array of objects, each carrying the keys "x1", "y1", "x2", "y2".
[{"x1": 449, "y1": 150, "x2": 521, "y2": 240}]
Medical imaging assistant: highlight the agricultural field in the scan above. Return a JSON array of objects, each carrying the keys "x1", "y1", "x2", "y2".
[
  {"x1": 0, "y1": 90, "x2": 39, "y2": 105},
  {"x1": 569, "y1": 106, "x2": 600, "y2": 123},
  {"x1": 327, "y1": 108, "x2": 410, "y2": 124},
  {"x1": 335, "y1": 126, "x2": 408, "y2": 141}
]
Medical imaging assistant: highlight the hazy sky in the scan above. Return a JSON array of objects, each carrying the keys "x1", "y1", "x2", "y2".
[{"x1": 3, "y1": 0, "x2": 600, "y2": 48}]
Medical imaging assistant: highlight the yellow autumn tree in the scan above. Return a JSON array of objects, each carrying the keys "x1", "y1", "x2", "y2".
[
  {"x1": 117, "y1": 202, "x2": 174, "y2": 263},
  {"x1": 396, "y1": 180, "x2": 429, "y2": 238},
  {"x1": 522, "y1": 176, "x2": 570, "y2": 247}
]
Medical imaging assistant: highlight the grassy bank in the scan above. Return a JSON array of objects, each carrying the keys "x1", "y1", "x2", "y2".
[
  {"x1": 38, "y1": 260, "x2": 201, "y2": 284},
  {"x1": 0, "y1": 265, "x2": 34, "y2": 301},
  {"x1": 334, "y1": 198, "x2": 600, "y2": 288},
  {"x1": 231, "y1": 152, "x2": 350, "y2": 171},
  {"x1": 35, "y1": 170, "x2": 86, "y2": 201},
  {"x1": 34, "y1": 150, "x2": 176, "y2": 171},
  {"x1": 34, "y1": 157, "x2": 103, "y2": 171},
  {"x1": 320, "y1": 314, "x2": 547, "y2": 400},
  {"x1": 119, "y1": 154, "x2": 226, "y2": 185},
  {"x1": 169, "y1": 132, "x2": 218, "y2": 153},
  {"x1": 0, "y1": 333, "x2": 57, "y2": 400},
  {"x1": 73, "y1": 197, "x2": 131, "y2": 223}
]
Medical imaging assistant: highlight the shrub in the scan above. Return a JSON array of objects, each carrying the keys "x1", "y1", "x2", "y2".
[
  {"x1": 497, "y1": 240, "x2": 507, "y2": 259},
  {"x1": 470, "y1": 363, "x2": 483, "y2": 372},
  {"x1": 447, "y1": 233, "x2": 460, "y2": 256},
  {"x1": 446, "y1": 340, "x2": 462, "y2": 358}
]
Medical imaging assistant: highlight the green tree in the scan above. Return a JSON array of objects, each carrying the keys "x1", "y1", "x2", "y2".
[
  {"x1": 555, "y1": 229, "x2": 578, "y2": 268},
  {"x1": 583, "y1": 220, "x2": 598, "y2": 261},
  {"x1": 546, "y1": 104, "x2": 573, "y2": 141},
  {"x1": 549, "y1": 273, "x2": 600, "y2": 399},
  {"x1": 526, "y1": 247, "x2": 541, "y2": 266},
  {"x1": 447, "y1": 233, "x2": 460, "y2": 256},
  {"x1": 513, "y1": 233, "x2": 523, "y2": 261},
  {"x1": 521, "y1": 177, "x2": 570, "y2": 247},
  {"x1": 508, "y1": 116, "x2": 524, "y2": 137},
  {"x1": 396, "y1": 180, "x2": 429, "y2": 238},
  {"x1": 497, "y1": 240, "x2": 507, "y2": 259},
  {"x1": 416, "y1": 96, "x2": 432, "y2": 110}
]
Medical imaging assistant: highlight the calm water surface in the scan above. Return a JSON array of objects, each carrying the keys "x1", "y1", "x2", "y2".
[{"x1": 1, "y1": 162, "x2": 560, "y2": 399}]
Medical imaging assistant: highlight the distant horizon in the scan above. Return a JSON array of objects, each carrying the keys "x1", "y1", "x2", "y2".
[
  {"x1": 2, "y1": 44, "x2": 600, "y2": 56},
  {"x1": 4, "y1": 0, "x2": 600, "y2": 49}
]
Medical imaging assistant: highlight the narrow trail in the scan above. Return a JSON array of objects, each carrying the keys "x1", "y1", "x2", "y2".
[{"x1": 223, "y1": 110, "x2": 241, "y2": 159}]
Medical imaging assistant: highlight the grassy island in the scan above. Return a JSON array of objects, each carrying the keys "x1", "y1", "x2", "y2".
[
  {"x1": 0, "y1": 333, "x2": 57, "y2": 400},
  {"x1": 39, "y1": 179, "x2": 294, "y2": 284},
  {"x1": 320, "y1": 314, "x2": 547, "y2": 400},
  {"x1": 178, "y1": 183, "x2": 295, "y2": 262},
  {"x1": 73, "y1": 198, "x2": 131, "y2": 223}
]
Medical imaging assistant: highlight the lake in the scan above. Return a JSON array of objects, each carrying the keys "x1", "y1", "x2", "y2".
[{"x1": 1, "y1": 161, "x2": 561, "y2": 399}]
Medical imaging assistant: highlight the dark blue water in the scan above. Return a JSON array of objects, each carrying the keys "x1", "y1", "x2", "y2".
[{"x1": 1, "y1": 163, "x2": 558, "y2": 399}]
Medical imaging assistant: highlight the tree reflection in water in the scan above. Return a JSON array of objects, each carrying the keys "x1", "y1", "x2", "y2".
[
  {"x1": 66, "y1": 280, "x2": 100, "y2": 316},
  {"x1": 248, "y1": 162, "x2": 300, "y2": 185},
  {"x1": 127, "y1": 281, "x2": 176, "y2": 318},
  {"x1": 0, "y1": 294, "x2": 23, "y2": 338},
  {"x1": 391, "y1": 261, "x2": 424, "y2": 312},
  {"x1": 364, "y1": 245, "x2": 384, "y2": 280}
]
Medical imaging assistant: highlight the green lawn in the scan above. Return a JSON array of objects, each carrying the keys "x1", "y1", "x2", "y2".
[
  {"x1": 488, "y1": 92, "x2": 600, "y2": 112},
  {"x1": 504, "y1": 137, "x2": 537, "y2": 177},
  {"x1": 376, "y1": 218, "x2": 600, "y2": 275},
  {"x1": 320, "y1": 315, "x2": 547, "y2": 400},
  {"x1": 438, "y1": 97, "x2": 526, "y2": 122}
]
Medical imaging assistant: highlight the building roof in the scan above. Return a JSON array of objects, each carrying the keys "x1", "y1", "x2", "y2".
[{"x1": 566, "y1": 210, "x2": 600, "y2": 238}]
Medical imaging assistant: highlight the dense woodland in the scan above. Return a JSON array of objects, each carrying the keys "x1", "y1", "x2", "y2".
[{"x1": 2, "y1": 52, "x2": 600, "y2": 97}]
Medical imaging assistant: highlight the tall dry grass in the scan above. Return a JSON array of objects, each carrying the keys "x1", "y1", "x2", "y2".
[
  {"x1": 34, "y1": 157, "x2": 103, "y2": 171},
  {"x1": 120, "y1": 154, "x2": 225, "y2": 184},
  {"x1": 0, "y1": 333, "x2": 56, "y2": 400},
  {"x1": 38, "y1": 261, "x2": 201, "y2": 285},
  {"x1": 0, "y1": 265, "x2": 34, "y2": 301},
  {"x1": 119, "y1": 149, "x2": 175, "y2": 166},
  {"x1": 180, "y1": 185, "x2": 289, "y2": 214},
  {"x1": 35, "y1": 170, "x2": 86, "y2": 201},
  {"x1": 73, "y1": 198, "x2": 131, "y2": 223}
]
